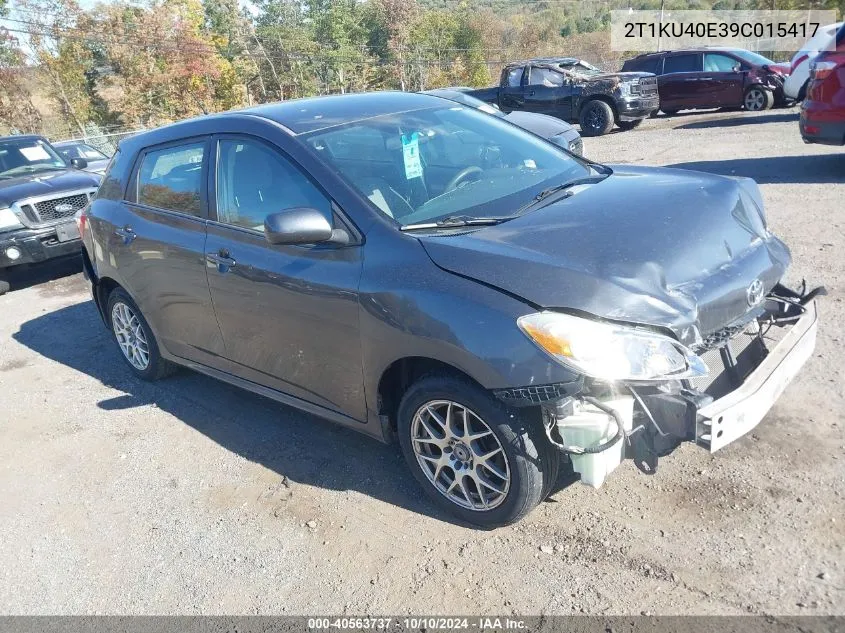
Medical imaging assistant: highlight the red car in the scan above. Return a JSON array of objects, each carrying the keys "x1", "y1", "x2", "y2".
[
  {"x1": 622, "y1": 48, "x2": 791, "y2": 113},
  {"x1": 800, "y1": 24, "x2": 845, "y2": 145}
]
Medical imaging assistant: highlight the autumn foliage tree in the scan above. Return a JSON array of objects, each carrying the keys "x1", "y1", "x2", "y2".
[{"x1": 2, "y1": 0, "x2": 841, "y2": 136}]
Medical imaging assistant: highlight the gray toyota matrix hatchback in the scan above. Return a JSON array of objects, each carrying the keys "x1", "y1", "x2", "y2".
[{"x1": 80, "y1": 91, "x2": 822, "y2": 527}]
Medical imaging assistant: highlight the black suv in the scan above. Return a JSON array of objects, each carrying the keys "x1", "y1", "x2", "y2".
[
  {"x1": 0, "y1": 135, "x2": 101, "y2": 295},
  {"x1": 80, "y1": 92, "x2": 819, "y2": 527}
]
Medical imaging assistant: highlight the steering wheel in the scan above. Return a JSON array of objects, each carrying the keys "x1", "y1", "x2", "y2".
[{"x1": 445, "y1": 166, "x2": 483, "y2": 193}]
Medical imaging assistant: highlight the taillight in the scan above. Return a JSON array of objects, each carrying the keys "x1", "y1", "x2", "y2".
[
  {"x1": 811, "y1": 60, "x2": 837, "y2": 80},
  {"x1": 75, "y1": 210, "x2": 88, "y2": 240}
]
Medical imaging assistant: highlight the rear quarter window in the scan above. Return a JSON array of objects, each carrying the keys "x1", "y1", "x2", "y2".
[
  {"x1": 626, "y1": 57, "x2": 661, "y2": 74},
  {"x1": 97, "y1": 149, "x2": 127, "y2": 200}
]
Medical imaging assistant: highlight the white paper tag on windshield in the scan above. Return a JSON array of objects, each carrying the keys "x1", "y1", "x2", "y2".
[
  {"x1": 401, "y1": 133, "x2": 423, "y2": 180},
  {"x1": 20, "y1": 145, "x2": 51, "y2": 161}
]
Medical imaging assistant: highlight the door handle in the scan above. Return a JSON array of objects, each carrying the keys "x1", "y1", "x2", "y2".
[
  {"x1": 114, "y1": 225, "x2": 136, "y2": 245},
  {"x1": 529, "y1": 89, "x2": 536, "y2": 96},
  {"x1": 206, "y1": 250, "x2": 237, "y2": 271}
]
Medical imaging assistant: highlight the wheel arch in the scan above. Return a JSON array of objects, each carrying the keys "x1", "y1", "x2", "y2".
[
  {"x1": 376, "y1": 356, "x2": 489, "y2": 435},
  {"x1": 92, "y1": 275, "x2": 121, "y2": 326},
  {"x1": 577, "y1": 94, "x2": 619, "y2": 121}
]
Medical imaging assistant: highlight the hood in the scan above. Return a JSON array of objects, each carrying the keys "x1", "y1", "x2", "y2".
[
  {"x1": 417, "y1": 166, "x2": 790, "y2": 347},
  {"x1": 82, "y1": 159, "x2": 111, "y2": 175},
  {"x1": 505, "y1": 111, "x2": 577, "y2": 139},
  {"x1": 0, "y1": 169, "x2": 100, "y2": 208}
]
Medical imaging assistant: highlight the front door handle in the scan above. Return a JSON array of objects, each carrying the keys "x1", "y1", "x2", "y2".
[
  {"x1": 114, "y1": 225, "x2": 136, "y2": 245},
  {"x1": 206, "y1": 250, "x2": 237, "y2": 272}
]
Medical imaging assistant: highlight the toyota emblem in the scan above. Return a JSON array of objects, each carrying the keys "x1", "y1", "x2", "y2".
[
  {"x1": 54, "y1": 203, "x2": 75, "y2": 213},
  {"x1": 746, "y1": 278, "x2": 765, "y2": 307}
]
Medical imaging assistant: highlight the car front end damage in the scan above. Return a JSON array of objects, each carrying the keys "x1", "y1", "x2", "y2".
[
  {"x1": 574, "y1": 72, "x2": 660, "y2": 122},
  {"x1": 497, "y1": 283, "x2": 822, "y2": 488}
]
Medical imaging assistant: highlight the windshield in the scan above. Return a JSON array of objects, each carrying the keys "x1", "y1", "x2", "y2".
[
  {"x1": 0, "y1": 138, "x2": 67, "y2": 179},
  {"x1": 731, "y1": 50, "x2": 777, "y2": 66},
  {"x1": 59, "y1": 143, "x2": 108, "y2": 161},
  {"x1": 302, "y1": 105, "x2": 591, "y2": 227}
]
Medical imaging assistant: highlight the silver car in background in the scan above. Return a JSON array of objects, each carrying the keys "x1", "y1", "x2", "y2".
[{"x1": 423, "y1": 87, "x2": 584, "y2": 156}]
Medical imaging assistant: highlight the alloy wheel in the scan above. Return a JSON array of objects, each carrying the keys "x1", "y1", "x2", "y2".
[
  {"x1": 411, "y1": 400, "x2": 510, "y2": 511},
  {"x1": 587, "y1": 106, "x2": 605, "y2": 131},
  {"x1": 745, "y1": 89, "x2": 766, "y2": 111},
  {"x1": 111, "y1": 301, "x2": 150, "y2": 371}
]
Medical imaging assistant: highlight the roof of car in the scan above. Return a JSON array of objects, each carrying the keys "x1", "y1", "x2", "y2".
[
  {"x1": 242, "y1": 91, "x2": 444, "y2": 134},
  {"x1": 505, "y1": 57, "x2": 582, "y2": 68},
  {"x1": 0, "y1": 134, "x2": 46, "y2": 143},
  {"x1": 631, "y1": 47, "x2": 749, "y2": 58},
  {"x1": 119, "y1": 91, "x2": 449, "y2": 152}
]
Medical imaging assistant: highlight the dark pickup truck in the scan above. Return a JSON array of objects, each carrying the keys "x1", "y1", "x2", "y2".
[
  {"x1": 0, "y1": 135, "x2": 100, "y2": 295},
  {"x1": 467, "y1": 57, "x2": 660, "y2": 136}
]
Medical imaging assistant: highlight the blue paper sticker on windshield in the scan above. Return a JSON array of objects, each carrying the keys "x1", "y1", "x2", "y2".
[{"x1": 401, "y1": 133, "x2": 423, "y2": 180}]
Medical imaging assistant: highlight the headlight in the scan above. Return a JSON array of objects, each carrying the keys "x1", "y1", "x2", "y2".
[
  {"x1": 517, "y1": 312, "x2": 707, "y2": 382},
  {"x1": 0, "y1": 208, "x2": 23, "y2": 232}
]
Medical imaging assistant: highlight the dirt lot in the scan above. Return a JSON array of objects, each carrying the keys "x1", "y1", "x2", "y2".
[{"x1": 0, "y1": 107, "x2": 843, "y2": 616}]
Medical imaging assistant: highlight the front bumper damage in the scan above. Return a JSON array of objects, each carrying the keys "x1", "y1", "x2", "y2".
[{"x1": 514, "y1": 284, "x2": 822, "y2": 488}]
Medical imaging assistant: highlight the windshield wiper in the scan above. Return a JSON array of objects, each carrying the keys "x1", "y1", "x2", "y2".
[
  {"x1": 515, "y1": 173, "x2": 609, "y2": 216},
  {"x1": 400, "y1": 215, "x2": 510, "y2": 231}
]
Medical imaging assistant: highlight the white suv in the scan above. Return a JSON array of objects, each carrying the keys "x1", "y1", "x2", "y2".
[{"x1": 784, "y1": 22, "x2": 843, "y2": 101}]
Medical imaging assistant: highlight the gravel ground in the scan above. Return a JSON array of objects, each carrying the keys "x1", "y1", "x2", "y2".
[{"x1": 0, "y1": 107, "x2": 843, "y2": 616}]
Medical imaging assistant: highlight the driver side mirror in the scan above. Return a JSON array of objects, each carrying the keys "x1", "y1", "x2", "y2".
[
  {"x1": 264, "y1": 207, "x2": 335, "y2": 245},
  {"x1": 70, "y1": 157, "x2": 88, "y2": 169},
  {"x1": 734, "y1": 64, "x2": 743, "y2": 72}
]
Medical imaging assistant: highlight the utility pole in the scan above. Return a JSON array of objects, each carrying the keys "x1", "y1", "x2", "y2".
[{"x1": 656, "y1": 0, "x2": 666, "y2": 52}]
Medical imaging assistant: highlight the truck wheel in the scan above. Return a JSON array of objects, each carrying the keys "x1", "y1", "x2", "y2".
[
  {"x1": 397, "y1": 373, "x2": 559, "y2": 527},
  {"x1": 107, "y1": 287, "x2": 177, "y2": 381},
  {"x1": 579, "y1": 100, "x2": 615, "y2": 136},
  {"x1": 744, "y1": 86, "x2": 774, "y2": 111},
  {"x1": 617, "y1": 119, "x2": 644, "y2": 131},
  {"x1": 0, "y1": 278, "x2": 9, "y2": 297}
]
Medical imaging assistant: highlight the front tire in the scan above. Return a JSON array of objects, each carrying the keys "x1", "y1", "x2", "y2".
[
  {"x1": 107, "y1": 287, "x2": 176, "y2": 381},
  {"x1": 397, "y1": 374, "x2": 559, "y2": 527},
  {"x1": 579, "y1": 100, "x2": 615, "y2": 136},
  {"x1": 744, "y1": 86, "x2": 774, "y2": 111}
]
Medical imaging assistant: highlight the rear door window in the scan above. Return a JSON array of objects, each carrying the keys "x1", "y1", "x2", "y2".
[
  {"x1": 136, "y1": 142, "x2": 206, "y2": 216},
  {"x1": 663, "y1": 53, "x2": 702, "y2": 74}
]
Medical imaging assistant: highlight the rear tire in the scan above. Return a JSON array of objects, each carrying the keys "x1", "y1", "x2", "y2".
[
  {"x1": 617, "y1": 118, "x2": 644, "y2": 131},
  {"x1": 744, "y1": 86, "x2": 774, "y2": 111},
  {"x1": 397, "y1": 373, "x2": 559, "y2": 527},
  {"x1": 107, "y1": 287, "x2": 176, "y2": 381},
  {"x1": 579, "y1": 100, "x2": 615, "y2": 137}
]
